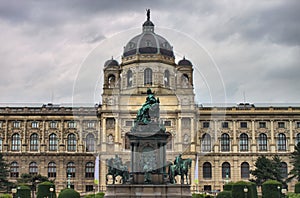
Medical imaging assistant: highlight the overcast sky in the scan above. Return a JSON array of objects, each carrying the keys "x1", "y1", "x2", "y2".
[{"x1": 0, "y1": 0, "x2": 299, "y2": 106}]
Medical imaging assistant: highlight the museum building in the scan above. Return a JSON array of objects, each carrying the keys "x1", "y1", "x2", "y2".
[{"x1": 1, "y1": 13, "x2": 300, "y2": 194}]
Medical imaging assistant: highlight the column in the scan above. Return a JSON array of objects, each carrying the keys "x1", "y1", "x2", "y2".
[
  {"x1": 232, "y1": 120, "x2": 237, "y2": 152},
  {"x1": 4, "y1": 120, "x2": 8, "y2": 152},
  {"x1": 190, "y1": 117, "x2": 195, "y2": 151},
  {"x1": 270, "y1": 120, "x2": 275, "y2": 152},
  {"x1": 60, "y1": 120, "x2": 64, "y2": 152},
  {"x1": 114, "y1": 118, "x2": 119, "y2": 151},
  {"x1": 41, "y1": 120, "x2": 46, "y2": 152},
  {"x1": 177, "y1": 117, "x2": 182, "y2": 151},
  {"x1": 251, "y1": 120, "x2": 257, "y2": 152},
  {"x1": 22, "y1": 119, "x2": 27, "y2": 152},
  {"x1": 289, "y1": 120, "x2": 294, "y2": 152}
]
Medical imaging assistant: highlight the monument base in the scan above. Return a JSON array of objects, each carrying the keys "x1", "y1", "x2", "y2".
[{"x1": 105, "y1": 184, "x2": 192, "y2": 198}]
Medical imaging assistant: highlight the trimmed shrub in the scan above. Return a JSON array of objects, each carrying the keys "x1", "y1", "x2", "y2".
[
  {"x1": 232, "y1": 181, "x2": 257, "y2": 198},
  {"x1": 295, "y1": 182, "x2": 300, "y2": 193},
  {"x1": 262, "y1": 180, "x2": 282, "y2": 198},
  {"x1": 216, "y1": 191, "x2": 232, "y2": 198},
  {"x1": 224, "y1": 182, "x2": 235, "y2": 191},
  {"x1": 36, "y1": 181, "x2": 56, "y2": 198},
  {"x1": 84, "y1": 192, "x2": 105, "y2": 198},
  {"x1": 16, "y1": 185, "x2": 31, "y2": 198},
  {"x1": 58, "y1": 188, "x2": 80, "y2": 198},
  {"x1": 0, "y1": 194, "x2": 12, "y2": 198},
  {"x1": 287, "y1": 192, "x2": 300, "y2": 198}
]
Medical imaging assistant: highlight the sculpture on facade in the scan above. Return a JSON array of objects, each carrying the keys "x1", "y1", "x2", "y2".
[
  {"x1": 169, "y1": 156, "x2": 192, "y2": 184},
  {"x1": 106, "y1": 155, "x2": 129, "y2": 184}
]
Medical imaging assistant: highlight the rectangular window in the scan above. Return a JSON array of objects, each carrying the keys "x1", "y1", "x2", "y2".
[
  {"x1": 86, "y1": 185, "x2": 94, "y2": 192},
  {"x1": 31, "y1": 121, "x2": 39, "y2": 128},
  {"x1": 49, "y1": 121, "x2": 57, "y2": 129},
  {"x1": 13, "y1": 121, "x2": 20, "y2": 128},
  {"x1": 164, "y1": 121, "x2": 171, "y2": 126},
  {"x1": 278, "y1": 122, "x2": 285, "y2": 128},
  {"x1": 240, "y1": 122, "x2": 247, "y2": 128},
  {"x1": 125, "y1": 121, "x2": 133, "y2": 127},
  {"x1": 203, "y1": 122, "x2": 210, "y2": 128},
  {"x1": 296, "y1": 122, "x2": 300, "y2": 128},
  {"x1": 87, "y1": 121, "x2": 95, "y2": 128},
  {"x1": 222, "y1": 122, "x2": 229, "y2": 128},
  {"x1": 68, "y1": 121, "x2": 76, "y2": 128},
  {"x1": 259, "y1": 122, "x2": 266, "y2": 128}
]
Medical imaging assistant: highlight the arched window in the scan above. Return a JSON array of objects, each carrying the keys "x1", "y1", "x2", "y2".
[
  {"x1": 166, "y1": 135, "x2": 172, "y2": 150},
  {"x1": 278, "y1": 133, "x2": 286, "y2": 151},
  {"x1": 11, "y1": 133, "x2": 21, "y2": 151},
  {"x1": 144, "y1": 68, "x2": 152, "y2": 85},
  {"x1": 164, "y1": 70, "x2": 170, "y2": 87},
  {"x1": 203, "y1": 162, "x2": 212, "y2": 179},
  {"x1": 181, "y1": 74, "x2": 189, "y2": 86},
  {"x1": 10, "y1": 162, "x2": 19, "y2": 177},
  {"x1": 108, "y1": 74, "x2": 116, "y2": 88},
  {"x1": 222, "y1": 162, "x2": 231, "y2": 178},
  {"x1": 125, "y1": 135, "x2": 130, "y2": 150},
  {"x1": 67, "y1": 133, "x2": 77, "y2": 152},
  {"x1": 86, "y1": 133, "x2": 95, "y2": 152},
  {"x1": 29, "y1": 162, "x2": 38, "y2": 175},
  {"x1": 258, "y1": 133, "x2": 268, "y2": 151},
  {"x1": 30, "y1": 133, "x2": 39, "y2": 151},
  {"x1": 221, "y1": 133, "x2": 230, "y2": 152},
  {"x1": 48, "y1": 162, "x2": 56, "y2": 177},
  {"x1": 240, "y1": 133, "x2": 249, "y2": 151},
  {"x1": 85, "y1": 162, "x2": 94, "y2": 178},
  {"x1": 296, "y1": 133, "x2": 300, "y2": 145},
  {"x1": 281, "y1": 162, "x2": 288, "y2": 178},
  {"x1": 241, "y1": 162, "x2": 250, "y2": 178},
  {"x1": 202, "y1": 133, "x2": 211, "y2": 152},
  {"x1": 67, "y1": 162, "x2": 76, "y2": 177},
  {"x1": 127, "y1": 70, "x2": 133, "y2": 87},
  {"x1": 0, "y1": 138, "x2": 2, "y2": 151},
  {"x1": 49, "y1": 133, "x2": 58, "y2": 151}
]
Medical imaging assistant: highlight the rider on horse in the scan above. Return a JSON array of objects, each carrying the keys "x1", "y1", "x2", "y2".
[
  {"x1": 174, "y1": 154, "x2": 183, "y2": 175},
  {"x1": 136, "y1": 88, "x2": 159, "y2": 124}
]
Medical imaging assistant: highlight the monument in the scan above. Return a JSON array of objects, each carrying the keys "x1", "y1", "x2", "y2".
[{"x1": 105, "y1": 88, "x2": 192, "y2": 198}]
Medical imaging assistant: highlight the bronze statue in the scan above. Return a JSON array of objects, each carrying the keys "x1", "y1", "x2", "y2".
[
  {"x1": 169, "y1": 157, "x2": 192, "y2": 184},
  {"x1": 106, "y1": 155, "x2": 129, "y2": 184},
  {"x1": 135, "y1": 88, "x2": 160, "y2": 125}
]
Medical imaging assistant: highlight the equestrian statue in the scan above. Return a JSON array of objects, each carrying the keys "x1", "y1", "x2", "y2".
[
  {"x1": 168, "y1": 155, "x2": 192, "y2": 184},
  {"x1": 106, "y1": 155, "x2": 129, "y2": 184}
]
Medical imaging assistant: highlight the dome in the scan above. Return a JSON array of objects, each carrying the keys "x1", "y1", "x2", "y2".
[
  {"x1": 104, "y1": 58, "x2": 119, "y2": 67},
  {"x1": 178, "y1": 57, "x2": 192, "y2": 66},
  {"x1": 123, "y1": 10, "x2": 174, "y2": 58}
]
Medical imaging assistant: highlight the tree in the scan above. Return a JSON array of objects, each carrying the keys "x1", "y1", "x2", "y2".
[
  {"x1": 288, "y1": 142, "x2": 300, "y2": 182},
  {"x1": 0, "y1": 153, "x2": 12, "y2": 192},
  {"x1": 250, "y1": 155, "x2": 275, "y2": 186}
]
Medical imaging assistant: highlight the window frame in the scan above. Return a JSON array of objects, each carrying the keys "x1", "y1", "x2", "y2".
[
  {"x1": 241, "y1": 162, "x2": 250, "y2": 178},
  {"x1": 203, "y1": 162, "x2": 212, "y2": 179},
  {"x1": 11, "y1": 133, "x2": 21, "y2": 151},
  {"x1": 277, "y1": 133, "x2": 286, "y2": 151},
  {"x1": 258, "y1": 133, "x2": 268, "y2": 151},
  {"x1": 239, "y1": 133, "x2": 249, "y2": 151},
  {"x1": 221, "y1": 133, "x2": 230, "y2": 152},
  {"x1": 48, "y1": 162, "x2": 56, "y2": 178},
  {"x1": 144, "y1": 68, "x2": 153, "y2": 85},
  {"x1": 30, "y1": 133, "x2": 39, "y2": 151},
  {"x1": 67, "y1": 133, "x2": 77, "y2": 152},
  {"x1": 85, "y1": 162, "x2": 94, "y2": 178}
]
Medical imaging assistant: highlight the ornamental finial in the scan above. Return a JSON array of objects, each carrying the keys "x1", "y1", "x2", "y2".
[{"x1": 146, "y1": 9, "x2": 150, "y2": 21}]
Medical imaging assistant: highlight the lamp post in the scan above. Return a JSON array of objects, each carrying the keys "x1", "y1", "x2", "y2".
[
  {"x1": 12, "y1": 188, "x2": 17, "y2": 198},
  {"x1": 277, "y1": 186, "x2": 280, "y2": 198},
  {"x1": 93, "y1": 186, "x2": 96, "y2": 198},
  {"x1": 17, "y1": 186, "x2": 20, "y2": 198},
  {"x1": 49, "y1": 187, "x2": 54, "y2": 198},
  {"x1": 243, "y1": 186, "x2": 248, "y2": 198}
]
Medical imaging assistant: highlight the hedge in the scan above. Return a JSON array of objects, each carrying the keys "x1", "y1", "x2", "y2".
[
  {"x1": 0, "y1": 194, "x2": 12, "y2": 198},
  {"x1": 16, "y1": 185, "x2": 31, "y2": 198},
  {"x1": 58, "y1": 188, "x2": 80, "y2": 198},
  {"x1": 84, "y1": 192, "x2": 105, "y2": 198},
  {"x1": 216, "y1": 191, "x2": 232, "y2": 198},
  {"x1": 232, "y1": 181, "x2": 257, "y2": 198},
  {"x1": 295, "y1": 182, "x2": 300, "y2": 193},
  {"x1": 224, "y1": 182, "x2": 234, "y2": 191},
  {"x1": 262, "y1": 180, "x2": 282, "y2": 198},
  {"x1": 36, "y1": 181, "x2": 56, "y2": 198}
]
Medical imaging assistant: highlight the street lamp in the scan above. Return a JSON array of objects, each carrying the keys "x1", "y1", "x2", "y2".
[
  {"x1": 243, "y1": 186, "x2": 248, "y2": 198},
  {"x1": 49, "y1": 187, "x2": 54, "y2": 198},
  {"x1": 12, "y1": 188, "x2": 17, "y2": 198},
  {"x1": 17, "y1": 186, "x2": 20, "y2": 198},
  {"x1": 277, "y1": 186, "x2": 281, "y2": 198},
  {"x1": 93, "y1": 186, "x2": 96, "y2": 198}
]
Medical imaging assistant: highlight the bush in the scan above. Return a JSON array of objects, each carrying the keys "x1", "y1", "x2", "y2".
[
  {"x1": 36, "y1": 181, "x2": 56, "y2": 198},
  {"x1": 231, "y1": 181, "x2": 257, "y2": 198},
  {"x1": 0, "y1": 194, "x2": 12, "y2": 198},
  {"x1": 84, "y1": 192, "x2": 105, "y2": 198},
  {"x1": 288, "y1": 192, "x2": 300, "y2": 198},
  {"x1": 262, "y1": 180, "x2": 282, "y2": 198},
  {"x1": 58, "y1": 188, "x2": 80, "y2": 198},
  {"x1": 16, "y1": 185, "x2": 31, "y2": 198},
  {"x1": 216, "y1": 191, "x2": 232, "y2": 198},
  {"x1": 224, "y1": 182, "x2": 234, "y2": 191},
  {"x1": 295, "y1": 182, "x2": 300, "y2": 193}
]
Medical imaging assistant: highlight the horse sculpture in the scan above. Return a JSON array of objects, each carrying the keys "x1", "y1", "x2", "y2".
[
  {"x1": 168, "y1": 158, "x2": 192, "y2": 184},
  {"x1": 106, "y1": 158, "x2": 129, "y2": 184}
]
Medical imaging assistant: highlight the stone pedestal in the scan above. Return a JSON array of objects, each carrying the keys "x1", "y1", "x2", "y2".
[{"x1": 105, "y1": 184, "x2": 192, "y2": 198}]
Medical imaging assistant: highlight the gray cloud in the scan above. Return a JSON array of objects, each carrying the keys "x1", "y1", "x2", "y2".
[{"x1": 0, "y1": 0, "x2": 299, "y2": 105}]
